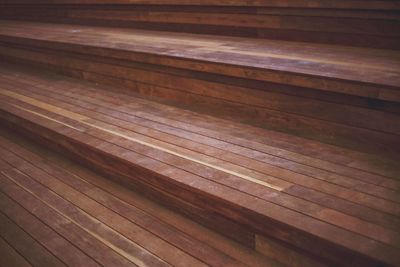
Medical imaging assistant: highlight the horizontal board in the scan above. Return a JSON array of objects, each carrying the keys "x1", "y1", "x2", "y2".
[
  {"x1": 1, "y1": 0, "x2": 400, "y2": 9},
  {"x1": 1, "y1": 44, "x2": 399, "y2": 155},
  {"x1": 1, "y1": 3, "x2": 399, "y2": 48},
  {"x1": 0, "y1": 128, "x2": 282, "y2": 267},
  {"x1": 0, "y1": 65, "x2": 399, "y2": 267},
  {"x1": 0, "y1": 21, "x2": 399, "y2": 99}
]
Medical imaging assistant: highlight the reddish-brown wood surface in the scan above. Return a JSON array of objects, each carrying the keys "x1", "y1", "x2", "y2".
[
  {"x1": 1, "y1": 2, "x2": 399, "y2": 49},
  {"x1": 0, "y1": 126, "x2": 286, "y2": 267},
  {"x1": 0, "y1": 20, "x2": 399, "y2": 95},
  {"x1": 1, "y1": 0, "x2": 400, "y2": 9},
  {"x1": 1, "y1": 21, "x2": 400, "y2": 156},
  {"x1": 0, "y1": 64, "x2": 399, "y2": 267},
  {"x1": 0, "y1": 2, "x2": 399, "y2": 266}
]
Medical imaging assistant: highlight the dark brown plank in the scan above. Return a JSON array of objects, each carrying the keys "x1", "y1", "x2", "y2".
[
  {"x1": 1, "y1": 61, "x2": 398, "y2": 182},
  {"x1": 0, "y1": 150, "x2": 239, "y2": 267},
  {"x1": 2, "y1": 49, "x2": 397, "y2": 136},
  {"x1": 2, "y1": 85, "x2": 400, "y2": 236},
  {"x1": 0, "y1": 236, "x2": 31, "y2": 267},
  {"x1": 1, "y1": 5, "x2": 399, "y2": 36},
  {"x1": 256, "y1": 235, "x2": 326, "y2": 267},
  {"x1": 0, "y1": 20, "x2": 399, "y2": 99},
  {"x1": 0, "y1": 191, "x2": 100, "y2": 267},
  {"x1": 7, "y1": 131, "x2": 390, "y2": 266},
  {"x1": 0, "y1": 211, "x2": 66, "y2": 267},
  {"x1": 0, "y1": 125, "x2": 287, "y2": 266},
  {"x1": 1, "y1": 37, "x2": 399, "y2": 155},
  {"x1": 1, "y1": 0, "x2": 400, "y2": 10},
  {"x1": 9, "y1": 77, "x2": 399, "y2": 195},
  {"x1": 0, "y1": 90, "x2": 399, "y2": 267},
  {"x1": 2, "y1": 77, "x2": 400, "y2": 226},
  {"x1": 0, "y1": 172, "x2": 140, "y2": 267},
  {"x1": 0, "y1": 128, "x2": 282, "y2": 267},
  {"x1": 2, "y1": 63, "x2": 398, "y2": 181}
]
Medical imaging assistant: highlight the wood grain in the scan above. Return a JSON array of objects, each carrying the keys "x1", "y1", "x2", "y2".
[
  {"x1": 0, "y1": 4, "x2": 399, "y2": 266},
  {"x1": 0, "y1": 128, "x2": 283, "y2": 267},
  {"x1": 0, "y1": 2, "x2": 399, "y2": 50},
  {"x1": 0, "y1": 66, "x2": 399, "y2": 267},
  {"x1": 0, "y1": 41, "x2": 399, "y2": 154}
]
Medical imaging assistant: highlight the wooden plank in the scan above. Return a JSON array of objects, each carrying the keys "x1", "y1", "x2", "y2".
[
  {"x1": 0, "y1": 89, "x2": 398, "y2": 266},
  {"x1": 0, "y1": 211, "x2": 66, "y2": 267},
  {"x1": 2, "y1": 64, "x2": 397, "y2": 180},
  {"x1": 34, "y1": 83, "x2": 400, "y2": 181},
  {"x1": 9, "y1": 78, "x2": 399, "y2": 194},
  {"x1": 0, "y1": 127, "x2": 285, "y2": 267},
  {"x1": 0, "y1": 150, "x2": 237, "y2": 267},
  {"x1": 1, "y1": 0, "x2": 400, "y2": 10},
  {"x1": 0, "y1": 21, "x2": 399, "y2": 98},
  {"x1": 1, "y1": 65, "x2": 398, "y2": 174},
  {"x1": 1, "y1": 1, "x2": 399, "y2": 51},
  {"x1": 0, "y1": 106, "x2": 257, "y2": 249},
  {"x1": 0, "y1": 87, "x2": 396, "y2": 232},
  {"x1": 0, "y1": 128, "x2": 380, "y2": 267},
  {"x1": 0, "y1": 90, "x2": 287, "y2": 191},
  {"x1": 0, "y1": 236, "x2": 32, "y2": 267},
  {"x1": 0, "y1": 172, "x2": 140, "y2": 267},
  {"x1": 255, "y1": 235, "x2": 327, "y2": 267},
  {"x1": 2, "y1": 50, "x2": 396, "y2": 135},
  {"x1": 1, "y1": 45, "x2": 399, "y2": 156},
  {"x1": 3, "y1": 4, "x2": 400, "y2": 20},
  {"x1": 2, "y1": 148, "x2": 255, "y2": 267},
  {"x1": 1, "y1": 15, "x2": 398, "y2": 50},
  {"x1": 1, "y1": 72, "x2": 399, "y2": 203},
  {"x1": 2, "y1": 126, "x2": 398, "y2": 260},
  {"x1": 2, "y1": 80, "x2": 400, "y2": 221},
  {"x1": 0, "y1": 191, "x2": 100, "y2": 267},
  {"x1": 1, "y1": 7, "x2": 399, "y2": 36},
  {"x1": 22, "y1": 103, "x2": 400, "y2": 247},
  {"x1": 2, "y1": 174, "x2": 199, "y2": 267},
  {"x1": 0, "y1": 127, "x2": 275, "y2": 265}
]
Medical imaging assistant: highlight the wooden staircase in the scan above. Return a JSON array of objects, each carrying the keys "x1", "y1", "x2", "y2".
[{"x1": 0, "y1": 1, "x2": 399, "y2": 267}]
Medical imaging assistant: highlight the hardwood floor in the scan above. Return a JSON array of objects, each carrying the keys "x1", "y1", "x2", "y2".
[{"x1": 0, "y1": 63, "x2": 399, "y2": 266}]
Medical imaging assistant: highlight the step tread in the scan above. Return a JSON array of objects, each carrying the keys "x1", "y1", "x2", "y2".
[
  {"x1": 0, "y1": 20, "x2": 399, "y2": 101},
  {"x1": 0, "y1": 63, "x2": 399, "y2": 266},
  {"x1": 0, "y1": 127, "x2": 285, "y2": 267},
  {"x1": 3, "y1": 0, "x2": 400, "y2": 10}
]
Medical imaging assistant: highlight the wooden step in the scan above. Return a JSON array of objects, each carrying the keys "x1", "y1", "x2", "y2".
[
  {"x1": 3, "y1": 0, "x2": 400, "y2": 9},
  {"x1": 0, "y1": 127, "x2": 287, "y2": 267},
  {"x1": 0, "y1": 1, "x2": 399, "y2": 49},
  {"x1": 0, "y1": 63, "x2": 399, "y2": 267},
  {"x1": 0, "y1": 20, "x2": 399, "y2": 100},
  {"x1": 0, "y1": 20, "x2": 399, "y2": 155}
]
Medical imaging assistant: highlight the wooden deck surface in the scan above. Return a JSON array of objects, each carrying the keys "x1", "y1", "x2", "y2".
[
  {"x1": 2, "y1": 0, "x2": 400, "y2": 9},
  {"x1": 1, "y1": 2, "x2": 400, "y2": 50},
  {"x1": 0, "y1": 126, "x2": 287, "y2": 267},
  {"x1": 0, "y1": 63, "x2": 399, "y2": 266},
  {"x1": 0, "y1": 20, "x2": 399, "y2": 101}
]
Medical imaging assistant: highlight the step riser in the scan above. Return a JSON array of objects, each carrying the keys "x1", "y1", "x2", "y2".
[
  {"x1": 1, "y1": 4, "x2": 400, "y2": 49},
  {"x1": 1, "y1": 44, "x2": 399, "y2": 156},
  {"x1": 0, "y1": 99, "x2": 390, "y2": 267}
]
